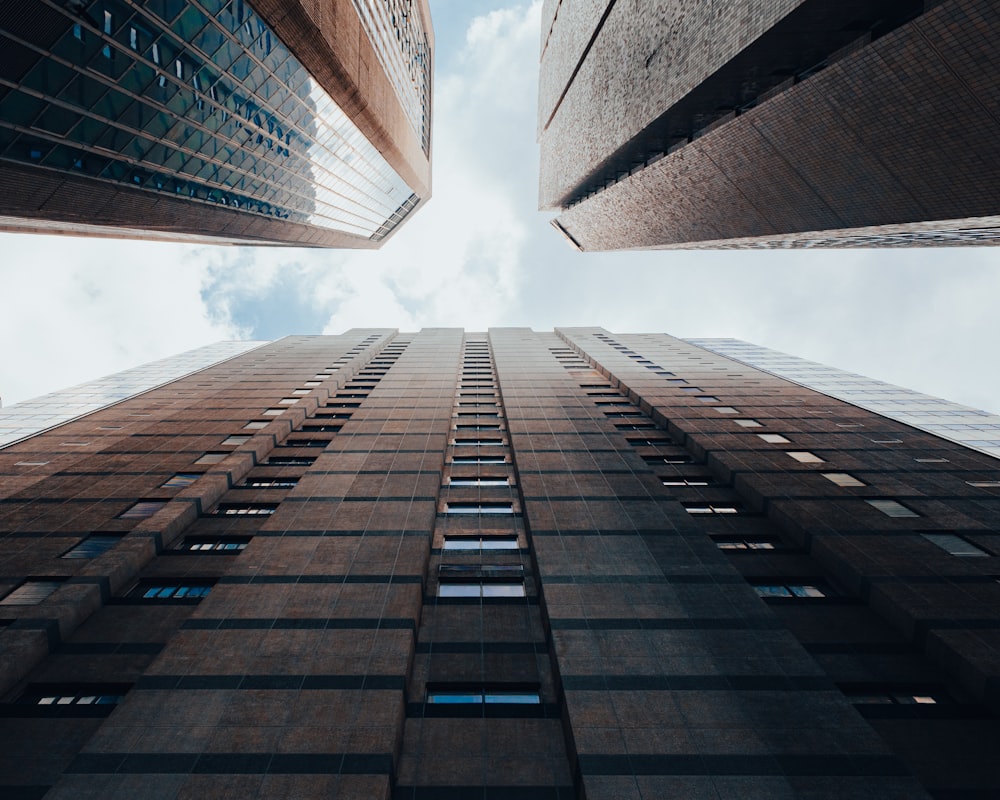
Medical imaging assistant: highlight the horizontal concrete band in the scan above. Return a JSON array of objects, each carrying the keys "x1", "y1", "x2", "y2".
[
  {"x1": 66, "y1": 752, "x2": 394, "y2": 775},
  {"x1": 181, "y1": 617, "x2": 415, "y2": 630},
  {"x1": 578, "y1": 753, "x2": 909, "y2": 777},
  {"x1": 549, "y1": 617, "x2": 782, "y2": 631},
  {"x1": 540, "y1": 574, "x2": 747, "y2": 584},
  {"x1": 561, "y1": 675, "x2": 831, "y2": 691},
  {"x1": 134, "y1": 674, "x2": 406, "y2": 690},
  {"x1": 414, "y1": 641, "x2": 546, "y2": 653},
  {"x1": 217, "y1": 574, "x2": 422, "y2": 584},
  {"x1": 392, "y1": 787, "x2": 573, "y2": 800}
]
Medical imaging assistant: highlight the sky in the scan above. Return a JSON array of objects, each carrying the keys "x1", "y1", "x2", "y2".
[{"x1": 1, "y1": 0, "x2": 999, "y2": 413}]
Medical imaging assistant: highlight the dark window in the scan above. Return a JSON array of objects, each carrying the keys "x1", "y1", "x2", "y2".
[
  {"x1": 0, "y1": 579, "x2": 66, "y2": 605},
  {"x1": 267, "y1": 456, "x2": 316, "y2": 466},
  {"x1": 182, "y1": 536, "x2": 251, "y2": 552},
  {"x1": 118, "y1": 499, "x2": 166, "y2": 519},
  {"x1": 61, "y1": 535, "x2": 123, "y2": 559},
  {"x1": 129, "y1": 580, "x2": 214, "y2": 600}
]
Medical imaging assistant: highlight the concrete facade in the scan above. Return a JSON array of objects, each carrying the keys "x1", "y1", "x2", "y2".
[
  {"x1": 1, "y1": 329, "x2": 1000, "y2": 799},
  {"x1": 0, "y1": 0, "x2": 432, "y2": 247},
  {"x1": 538, "y1": 0, "x2": 1000, "y2": 250}
]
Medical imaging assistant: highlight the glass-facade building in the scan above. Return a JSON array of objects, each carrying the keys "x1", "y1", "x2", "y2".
[
  {"x1": 690, "y1": 338, "x2": 1000, "y2": 460},
  {"x1": 0, "y1": 339, "x2": 265, "y2": 448},
  {"x1": 0, "y1": 0, "x2": 433, "y2": 247}
]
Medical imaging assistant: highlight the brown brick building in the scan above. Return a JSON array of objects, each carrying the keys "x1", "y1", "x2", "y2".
[
  {"x1": 0, "y1": 0, "x2": 432, "y2": 247},
  {"x1": 538, "y1": 0, "x2": 1000, "y2": 250},
  {"x1": 2, "y1": 329, "x2": 1000, "y2": 799}
]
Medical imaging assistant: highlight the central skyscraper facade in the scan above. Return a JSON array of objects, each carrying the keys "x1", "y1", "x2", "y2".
[
  {"x1": 0, "y1": 0, "x2": 433, "y2": 247},
  {"x1": 2, "y1": 329, "x2": 1000, "y2": 799},
  {"x1": 538, "y1": 0, "x2": 1000, "y2": 250}
]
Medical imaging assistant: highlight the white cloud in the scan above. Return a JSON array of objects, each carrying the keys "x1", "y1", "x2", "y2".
[{"x1": 0, "y1": 234, "x2": 243, "y2": 405}]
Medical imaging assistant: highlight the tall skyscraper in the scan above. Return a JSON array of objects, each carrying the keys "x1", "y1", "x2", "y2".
[
  {"x1": 537, "y1": 0, "x2": 1000, "y2": 251},
  {"x1": 2, "y1": 329, "x2": 1000, "y2": 799},
  {"x1": 0, "y1": 0, "x2": 432, "y2": 247}
]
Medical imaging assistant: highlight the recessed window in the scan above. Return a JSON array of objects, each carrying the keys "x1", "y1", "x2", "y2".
[
  {"x1": 752, "y1": 582, "x2": 827, "y2": 599},
  {"x1": 286, "y1": 439, "x2": 330, "y2": 448},
  {"x1": 455, "y1": 423, "x2": 503, "y2": 431},
  {"x1": 644, "y1": 454, "x2": 693, "y2": 465},
  {"x1": 439, "y1": 581, "x2": 525, "y2": 598},
  {"x1": 61, "y1": 442, "x2": 90, "y2": 447},
  {"x1": 822, "y1": 473, "x2": 865, "y2": 487},
  {"x1": 734, "y1": 419, "x2": 762, "y2": 428},
  {"x1": 661, "y1": 477, "x2": 712, "y2": 486},
  {"x1": 118, "y1": 500, "x2": 166, "y2": 519},
  {"x1": 587, "y1": 391, "x2": 620, "y2": 397},
  {"x1": 842, "y1": 688, "x2": 943, "y2": 706},
  {"x1": 262, "y1": 408, "x2": 285, "y2": 416},
  {"x1": 453, "y1": 438, "x2": 505, "y2": 447},
  {"x1": 267, "y1": 456, "x2": 316, "y2": 466},
  {"x1": 683, "y1": 503, "x2": 741, "y2": 515},
  {"x1": 696, "y1": 396, "x2": 720, "y2": 403},
  {"x1": 452, "y1": 455, "x2": 506, "y2": 465},
  {"x1": 278, "y1": 398, "x2": 300, "y2": 405},
  {"x1": 870, "y1": 438, "x2": 902, "y2": 444},
  {"x1": 161, "y1": 473, "x2": 202, "y2": 489},
  {"x1": 968, "y1": 481, "x2": 1000, "y2": 488},
  {"x1": 130, "y1": 581, "x2": 213, "y2": 600},
  {"x1": 787, "y1": 451, "x2": 824, "y2": 463},
  {"x1": 0, "y1": 579, "x2": 66, "y2": 605},
  {"x1": 595, "y1": 400, "x2": 630, "y2": 406},
  {"x1": 446, "y1": 502, "x2": 515, "y2": 515},
  {"x1": 300, "y1": 424, "x2": 342, "y2": 433},
  {"x1": 449, "y1": 477, "x2": 509, "y2": 487},
  {"x1": 213, "y1": 503, "x2": 279, "y2": 516},
  {"x1": 443, "y1": 536, "x2": 518, "y2": 550},
  {"x1": 915, "y1": 458, "x2": 949, "y2": 463},
  {"x1": 866, "y1": 499, "x2": 919, "y2": 518},
  {"x1": 921, "y1": 533, "x2": 990, "y2": 557},
  {"x1": 194, "y1": 452, "x2": 228, "y2": 465},
  {"x1": 678, "y1": 387, "x2": 702, "y2": 393},
  {"x1": 243, "y1": 421, "x2": 269, "y2": 430},
  {"x1": 714, "y1": 537, "x2": 778, "y2": 551},
  {"x1": 604, "y1": 411, "x2": 642, "y2": 417},
  {"x1": 837, "y1": 423, "x2": 864, "y2": 429},
  {"x1": 757, "y1": 434, "x2": 790, "y2": 444},
  {"x1": 242, "y1": 478, "x2": 299, "y2": 488},
  {"x1": 291, "y1": 389, "x2": 311, "y2": 395},
  {"x1": 182, "y1": 537, "x2": 251, "y2": 552},
  {"x1": 327, "y1": 402, "x2": 361, "y2": 408},
  {"x1": 426, "y1": 684, "x2": 540, "y2": 705},
  {"x1": 713, "y1": 407, "x2": 739, "y2": 415},
  {"x1": 222, "y1": 435, "x2": 251, "y2": 446},
  {"x1": 302, "y1": 381, "x2": 322, "y2": 387},
  {"x1": 24, "y1": 684, "x2": 128, "y2": 707},
  {"x1": 15, "y1": 461, "x2": 49, "y2": 466},
  {"x1": 614, "y1": 423, "x2": 656, "y2": 430},
  {"x1": 61, "y1": 535, "x2": 123, "y2": 559}
]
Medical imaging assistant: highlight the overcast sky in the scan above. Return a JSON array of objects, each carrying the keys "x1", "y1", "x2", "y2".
[{"x1": 1, "y1": 0, "x2": 998, "y2": 413}]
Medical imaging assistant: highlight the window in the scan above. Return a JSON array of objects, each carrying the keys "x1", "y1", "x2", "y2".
[
  {"x1": 130, "y1": 581, "x2": 213, "y2": 600},
  {"x1": 426, "y1": 684, "x2": 540, "y2": 705},
  {"x1": 968, "y1": 481, "x2": 1000, "y2": 488},
  {"x1": 22, "y1": 684, "x2": 129, "y2": 707},
  {"x1": 445, "y1": 502, "x2": 515, "y2": 515},
  {"x1": 267, "y1": 456, "x2": 316, "y2": 466},
  {"x1": 278, "y1": 398, "x2": 300, "y2": 405},
  {"x1": 915, "y1": 458, "x2": 949, "y2": 463},
  {"x1": 752, "y1": 582, "x2": 827, "y2": 599},
  {"x1": 455, "y1": 424, "x2": 503, "y2": 431},
  {"x1": 683, "y1": 503, "x2": 740, "y2": 515},
  {"x1": 678, "y1": 387, "x2": 702, "y2": 393},
  {"x1": 15, "y1": 461, "x2": 49, "y2": 466},
  {"x1": 213, "y1": 503, "x2": 279, "y2": 516},
  {"x1": 822, "y1": 473, "x2": 865, "y2": 487},
  {"x1": 614, "y1": 423, "x2": 655, "y2": 431},
  {"x1": 242, "y1": 478, "x2": 299, "y2": 488},
  {"x1": 604, "y1": 411, "x2": 642, "y2": 417},
  {"x1": 222, "y1": 435, "x2": 251, "y2": 446},
  {"x1": 452, "y1": 455, "x2": 506, "y2": 465},
  {"x1": 841, "y1": 686, "x2": 945, "y2": 705},
  {"x1": 713, "y1": 407, "x2": 739, "y2": 415},
  {"x1": 302, "y1": 381, "x2": 322, "y2": 388},
  {"x1": 626, "y1": 436, "x2": 672, "y2": 447},
  {"x1": 300, "y1": 425, "x2": 342, "y2": 433},
  {"x1": 453, "y1": 438, "x2": 505, "y2": 447},
  {"x1": 786, "y1": 451, "x2": 824, "y2": 464},
  {"x1": 61, "y1": 535, "x2": 122, "y2": 559},
  {"x1": 291, "y1": 389, "x2": 311, "y2": 395},
  {"x1": 443, "y1": 536, "x2": 518, "y2": 550},
  {"x1": 286, "y1": 439, "x2": 330, "y2": 448},
  {"x1": 696, "y1": 396, "x2": 720, "y2": 403},
  {"x1": 714, "y1": 537, "x2": 779, "y2": 551},
  {"x1": 734, "y1": 419, "x2": 762, "y2": 428},
  {"x1": 327, "y1": 402, "x2": 361, "y2": 408},
  {"x1": 757, "y1": 434, "x2": 790, "y2": 444},
  {"x1": 595, "y1": 400, "x2": 630, "y2": 406},
  {"x1": 262, "y1": 408, "x2": 285, "y2": 416},
  {"x1": 643, "y1": 454, "x2": 693, "y2": 465},
  {"x1": 921, "y1": 533, "x2": 990, "y2": 557},
  {"x1": 194, "y1": 452, "x2": 228, "y2": 465},
  {"x1": 0, "y1": 579, "x2": 65, "y2": 605},
  {"x1": 870, "y1": 438, "x2": 902, "y2": 444},
  {"x1": 182, "y1": 537, "x2": 251, "y2": 552},
  {"x1": 161, "y1": 473, "x2": 202, "y2": 488},
  {"x1": 866, "y1": 499, "x2": 919, "y2": 518},
  {"x1": 661, "y1": 477, "x2": 712, "y2": 486},
  {"x1": 449, "y1": 477, "x2": 509, "y2": 487},
  {"x1": 439, "y1": 581, "x2": 525, "y2": 598},
  {"x1": 243, "y1": 421, "x2": 269, "y2": 430},
  {"x1": 118, "y1": 500, "x2": 166, "y2": 519}
]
